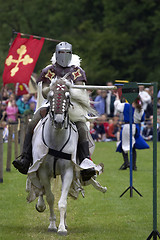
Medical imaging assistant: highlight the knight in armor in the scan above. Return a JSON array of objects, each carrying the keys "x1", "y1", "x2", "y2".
[{"x1": 13, "y1": 42, "x2": 103, "y2": 180}]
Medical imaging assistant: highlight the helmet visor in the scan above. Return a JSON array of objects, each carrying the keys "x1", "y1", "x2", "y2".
[
  {"x1": 56, "y1": 50, "x2": 72, "y2": 67},
  {"x1": 56, "y1": 42, "x2": 72, "y2": 67}
]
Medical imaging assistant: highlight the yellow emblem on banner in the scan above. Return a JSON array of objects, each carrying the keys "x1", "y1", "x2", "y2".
[
  {"x1": 19, "y1": 84, "x2": 24, "y2": 91},
  {"x1": 72, "y1": 69, "x2": 82, "y2": 80},
  {"x1": 5, "y1": 45, "x2": 33, "y2": 77}
]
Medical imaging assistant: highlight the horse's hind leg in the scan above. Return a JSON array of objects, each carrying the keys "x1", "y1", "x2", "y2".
[
  {"x1": 58, "y1": 167, "x2": 73, "y2": 235},
  {"x1": 38, "y1": 168, "x2": 57, "y2": 232}
]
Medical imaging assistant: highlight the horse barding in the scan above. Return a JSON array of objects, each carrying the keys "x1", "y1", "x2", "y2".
[{"x1": 26, "y1": 76, "x2": 107, "y2": 235}]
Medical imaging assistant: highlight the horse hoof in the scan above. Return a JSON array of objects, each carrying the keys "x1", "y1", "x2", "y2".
[
  {"x1": 58, "y1": 231, "x2": 67, "y2": 236},
  {"x1": 103, "y1": 187, "x2": 107, "y2": 193},
  {"x1": 48, "y1": 228, "x2": 57, "y2": 232},
  {"x1": 35, "y1": 204, "x2": 46, "y2": 213}
]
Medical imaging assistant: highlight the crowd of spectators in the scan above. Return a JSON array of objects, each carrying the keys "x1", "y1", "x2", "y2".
[
  {"x1": 0, "y1": 85, "x2": 37, "y2": 142},
  {"x1": 90, "y1": 83, "x2": 160, "y2": 143},
  {"x1": 0, "y1": 83, "x2": 160, "y2": 143}
]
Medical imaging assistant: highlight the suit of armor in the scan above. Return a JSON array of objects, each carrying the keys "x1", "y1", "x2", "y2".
[{"x1": 13, "y1": 42, "x2": 101, "y2": 180}]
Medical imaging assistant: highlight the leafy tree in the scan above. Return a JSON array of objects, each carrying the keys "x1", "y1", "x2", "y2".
[{"x1": 0, "y1": 0, "x2": 160, "y2": 88}]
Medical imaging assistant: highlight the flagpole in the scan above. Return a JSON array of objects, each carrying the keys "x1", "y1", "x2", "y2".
[{"x1": 12, "y1": 29, "x2": 61, "y2": 43}]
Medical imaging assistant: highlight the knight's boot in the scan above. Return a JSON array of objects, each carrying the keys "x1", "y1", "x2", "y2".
[
  {"x1": 12, "y1": 131, "x2": 33, "y2": 175},
  {"x1": 132, "y1": 148, "x2": 137, "y2": 171},
  {"x1": 13, "y1": 108, "x2": 48, "y2": 174},
  {"x1": 78, "y1": 141, "x2": 104, "y2": 181},
  {"x1": 119, "y1": 151, "x2": 130, "y2": 170}
]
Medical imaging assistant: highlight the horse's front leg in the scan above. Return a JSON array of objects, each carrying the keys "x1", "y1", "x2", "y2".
[
  {"x1": 45, "y1": 183, "x2": 57, "y2": 232},
  {"x1": 38, "y1": 167, "x2": 57, "y2": 232},
  {"x1": 58, "y1": 166, "x2": 73, "y2": 235}
]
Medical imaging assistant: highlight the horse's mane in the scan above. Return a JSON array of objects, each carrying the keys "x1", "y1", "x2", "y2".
[{"x1": 69, "y1": 87, "x2": 96, "y2": 115}]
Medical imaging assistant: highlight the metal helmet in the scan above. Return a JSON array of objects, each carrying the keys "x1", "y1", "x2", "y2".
[{"x1": 56, "y1": 42, "x2": 72, "y2": 67}]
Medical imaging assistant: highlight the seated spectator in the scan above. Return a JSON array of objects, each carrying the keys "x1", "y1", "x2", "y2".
[
  {"x1": 101, "y1": 114, "x2": 109, "y2": 134},
  {"x1": 2, "y1": 87, "x2": 9, "y2": 101},
  {"x1": 7, "y1": 87, "x2": 14, "y2": 97},
  {"x1": 0, "y1": 120, "x2": 8, "y2": 143},
  {"x1": 24, "y1": 101, "x2": 36, "y2": 120},
  {"x1": 16, "y1": 94, "x2": 30, "y2": 115},
  {"x1": 93, "y1": 115, "x2": 107, "y2": 141},
  {"x1": 0, "y1": 102, "x2": 8, "y2": 143},
  {"x1": 6, "y1": 100, "x2": 18, "y2": 123},
  {"x1": 6, "y1": 93, "x2": 16, "y2": 107},
  {"x1": 106, "y1": 116, "x2": 120, "y2": 141},
  {"x1": 142, "y1": 119, "x2": 153, "y2": 141},
  {"x1": 90, "y1": 122, "x2": 99, "y2": 141},
  {"x1": 28, "y1": 93, "x2": 37, "y2": 111},
  {"x1": 0, "y1": 102, "x2": 7, "y2": 123}
]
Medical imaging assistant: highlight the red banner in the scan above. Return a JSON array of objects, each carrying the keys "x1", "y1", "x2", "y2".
[
  {"x1": 3, "y1": 33, "x2": 44, "y2": 85},
  {"x1": 15, "y1": 83, "x2": 29, "y2": 96}
]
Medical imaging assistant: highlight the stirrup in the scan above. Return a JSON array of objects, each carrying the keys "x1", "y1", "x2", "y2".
[
  {"x1": 95, "y1": 163, "x2": 104, "y2": 175},
  {"x1": 80, "y1": 168, "x2": 96, "y2": 182}
]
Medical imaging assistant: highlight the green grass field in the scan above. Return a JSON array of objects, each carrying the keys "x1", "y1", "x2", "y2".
[{"x1": 0, "y1": 142, "x2": 159, "y2": 240}]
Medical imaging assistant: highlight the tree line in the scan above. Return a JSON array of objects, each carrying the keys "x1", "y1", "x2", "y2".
[{"x1": 1, "y1": 0, "x2": 160, "y2": 87}]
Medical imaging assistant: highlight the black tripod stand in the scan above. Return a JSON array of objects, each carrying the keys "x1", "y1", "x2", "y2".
[
  {"x1": 120, "y1": 104, "x2": 142, "y2": 198},
  {"x1": 146, "y1": 230, "x2": 160, "y2": 240}
]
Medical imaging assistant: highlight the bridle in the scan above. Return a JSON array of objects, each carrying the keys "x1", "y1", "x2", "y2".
[{"x1": 48, "y1": 78, "x2": 71, "y2": 129}]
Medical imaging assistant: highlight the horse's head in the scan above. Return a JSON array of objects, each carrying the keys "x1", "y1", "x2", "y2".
[{"x1": 48, "y1": 78, "x2": 71, "y2": 129}]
